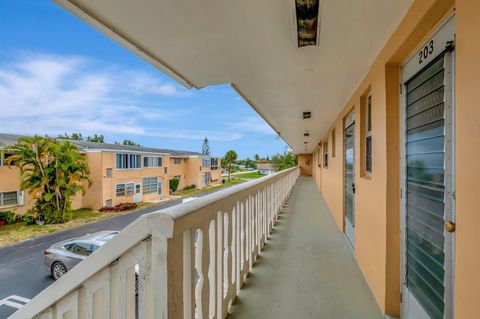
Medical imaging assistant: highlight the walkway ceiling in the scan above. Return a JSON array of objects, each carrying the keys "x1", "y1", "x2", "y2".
[{"x1": 55, "y1": 0, "x2": 413, "y2": 154}]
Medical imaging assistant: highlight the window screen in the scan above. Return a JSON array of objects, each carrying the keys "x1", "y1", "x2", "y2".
[
  {"x1": 115, "y1": 154, "x2": 141, "y2": 169},
  {"x1": 143, "y1": 177, "x2": 158, "y2": 194},
  {"x1": 323, "y1": 141, "x2": 328, "y2": 168},
  {"x1": 365, "y1": 95, "x2": 372, "y2": 174},
  {"x1": 0, "y1": 191, "x2": 18, "y2": 206}
]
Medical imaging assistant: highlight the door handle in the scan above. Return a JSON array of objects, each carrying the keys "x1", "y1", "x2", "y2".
[{"x1": 445, "y1": 220, "x2": 456, "y2": 233}]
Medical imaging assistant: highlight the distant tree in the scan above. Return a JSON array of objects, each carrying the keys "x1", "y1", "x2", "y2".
[
  {"x1": 57, "y1": 133, "x2": 84, "y2": 141},
  {"x1": 266, "y1": 155, "x2": 270, "y2": 162},
  {"x1": 254, "y1": 154, "x2": 260, "y2": 161},
  {"x1": 202, "y1": 137, "x2": 210, "y2": 155},
  {"x1": 272, "y1": 152, "x2": 297, "y2": 171},
  {"x1": 87, "y1": 134, "x2": 105, "y2": 143},
  {"x1": 169, "y1": 178, "x2": 180, "y2": 193},
  {"x1": 243, "y1": 157, "x2": 255, "y2": 169},
  {"x1": 223, "y1": 150, "x2": 238, "y2": 182},
  {"x1": 6, "y1": 136, "x2": 92, "y2": 223},
  {"x1": 117, "y1": 139, "x2": 141, "y2": 147}
]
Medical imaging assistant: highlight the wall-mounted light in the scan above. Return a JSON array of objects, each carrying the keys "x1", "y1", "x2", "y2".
[
  {"x1": 304, "y1": 132, "x2": 310, "y2": 137},
  {"x1": 303, "y1": 111, "x2": 311, "y2": 119}
]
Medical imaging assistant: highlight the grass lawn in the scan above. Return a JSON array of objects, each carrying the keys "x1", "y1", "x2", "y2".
[
  {"x1": 173, "y1": 179, "x2": 245, "y2": 197},
  {"x1": 0, "y1": 202, "x2": 153, "y2": 247},
  {"x1": 234, "y1": 171, "x2": 267, "y2": 179}
]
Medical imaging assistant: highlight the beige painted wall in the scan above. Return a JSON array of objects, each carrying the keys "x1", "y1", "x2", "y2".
[
  {"x1": 297, "y1": 154, "x2": 312, "y2": 176},
  {"x1": 0, "y1": 166, "x2": 31, "y2": 214},
  {"x1": 311, "y1": 0, "x2": 458, "y2": 316},
  {"x1": 168, "y1": 157, "x2": 188, "y2": 190},
  {"x1": 454, "y1": 1, "x2": 480, "y2": 317}
]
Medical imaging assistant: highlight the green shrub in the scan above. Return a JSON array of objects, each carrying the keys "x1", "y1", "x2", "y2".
[
  {"x1": 169, "y1": 178, "x2": 180, "y2": 192},
  {"x1": 22, "y1": 213, "x2": 36, "y2": 225},
  {"x1": 0, "y1": 211, "x2": 24, "y2": 224},
  {"x1": 183, "y1": 184, "x2": 197, "y2": 190}
]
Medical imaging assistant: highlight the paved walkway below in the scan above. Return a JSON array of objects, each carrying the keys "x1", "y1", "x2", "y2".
[{"x1": 228, "y1": 176, "x2": 383, "y2": 319}]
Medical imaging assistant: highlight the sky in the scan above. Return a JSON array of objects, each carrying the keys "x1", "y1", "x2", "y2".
[{"x1": 0, "y1": 0, "x2": 288, "y2": 159}]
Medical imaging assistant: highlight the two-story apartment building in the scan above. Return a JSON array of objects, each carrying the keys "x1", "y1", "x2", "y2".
[{"x1": 0, "y1": 133, "x2": 221, "y2": 213}]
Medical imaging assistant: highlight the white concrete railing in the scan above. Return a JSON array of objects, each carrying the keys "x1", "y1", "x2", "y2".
[{"x1": 10, "y1": 167, "x2": 299, "y2": 319}]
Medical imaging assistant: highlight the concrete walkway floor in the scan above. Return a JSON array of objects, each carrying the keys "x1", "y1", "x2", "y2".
[{"x1": 228, "y1": 176, "x2": 383, "y2": 319}]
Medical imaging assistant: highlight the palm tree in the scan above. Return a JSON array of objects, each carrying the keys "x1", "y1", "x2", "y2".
[
  {"x1": 6, "y1": 136, "x2": 92, "y2": 223},
  {"x1": 272, "y1": 152, "x2": 297, "y2": 171},
  {"x1": 223, "y1": 150, "x2": 238, "y2": 182}
]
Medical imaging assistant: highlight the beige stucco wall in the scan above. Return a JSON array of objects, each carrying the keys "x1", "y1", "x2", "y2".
[
  {"x1": 0, "y1": 166, "x2": 31, "y2": 214},
  {"x1": 168, "y1": 157, "x2": 188, "y2": 190},
  {"x1": 94, "y1": 152, "x2": 170, "y2": 209},
  {"x1": 297, "y1": 154, "x2": 312, "y2": 176},
  {"x1": 310, "y1": 0, "x2": 461, "y2": 316},
  {"x1": 454, "y1": 1, "x2": 480, "y2": 317}
]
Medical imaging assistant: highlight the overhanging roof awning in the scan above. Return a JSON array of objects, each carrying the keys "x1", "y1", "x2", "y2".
[{"x1": 54, "y1": 0, "x2": 413, "y2": 153}]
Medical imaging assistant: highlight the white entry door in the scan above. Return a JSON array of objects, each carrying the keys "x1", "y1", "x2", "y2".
[
  {"x1": 134, "y1": 183, "x2": 141, "y2": 203},
  {"x1": 344, "y1": 111, "x2": 355, "y2": 247},
  {"x1": 157, "y1": 181, "x2": 163, "y2": 200},
  {"x1": 400, "y1": 15, "x2": 455, "y2": 319}
]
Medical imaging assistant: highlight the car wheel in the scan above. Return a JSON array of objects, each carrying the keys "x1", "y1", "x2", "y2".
[{"x1": 51, "y1": 262, "x2": 67, "y2": 280}]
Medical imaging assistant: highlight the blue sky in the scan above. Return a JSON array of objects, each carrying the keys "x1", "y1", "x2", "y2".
[{"x1": 0, "y1": 1, "x2": 288, "y2": 159}]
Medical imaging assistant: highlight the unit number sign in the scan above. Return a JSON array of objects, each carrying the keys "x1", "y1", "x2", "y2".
[{"x1": 418, "y1": 40, "x2": 434, "y2": 64}]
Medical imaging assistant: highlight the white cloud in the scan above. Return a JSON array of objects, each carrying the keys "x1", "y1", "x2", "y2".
[
  {"x1": 230, "y1": 116, "x2": 276, "y2": 135},
  {"x1": 0, "y1": 54, "x2": 244, "y2": 141},
  {"x1": 147, "y1": 128, "x2": 241, "y2": 142}
]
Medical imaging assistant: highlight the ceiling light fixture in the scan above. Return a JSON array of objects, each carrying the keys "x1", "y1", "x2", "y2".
[{"x1": 295, "y1": 0, "x2": 320, "y2": 47}]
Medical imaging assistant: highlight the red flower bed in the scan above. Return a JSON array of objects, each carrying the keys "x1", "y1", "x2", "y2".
[{"x1": 99, "y1": 202, "x2": 137, "y2": 213}]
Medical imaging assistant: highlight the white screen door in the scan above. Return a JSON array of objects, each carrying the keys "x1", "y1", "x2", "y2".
[{"x1": 401, "y1": 16, "x2": 455, "y2": 319}]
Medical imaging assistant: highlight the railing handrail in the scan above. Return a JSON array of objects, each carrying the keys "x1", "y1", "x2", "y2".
[{"x1": 9, "y1": 166, "x2": 298, "y2": 319}]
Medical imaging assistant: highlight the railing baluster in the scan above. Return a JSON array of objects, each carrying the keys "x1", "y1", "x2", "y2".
[
  {"x1": 216, "y1": 211, "x2": 224, "y2": 318},
  {"x1": 208, "y1": 219, "x2": 216, "y2": 319},
  {"x1": 183, "y1": 229, "x2": 194, "y2": 319},
  {"x1": 235, "y1": 201, "x2": 241, "y2": 294}
]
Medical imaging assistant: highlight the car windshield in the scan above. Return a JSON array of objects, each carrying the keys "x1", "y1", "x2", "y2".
[{"x1": 65, "y1": 242, "x2": 98, "y2": 256}]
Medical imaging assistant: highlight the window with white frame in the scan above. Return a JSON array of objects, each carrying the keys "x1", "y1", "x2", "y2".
[
  {"x1": 0, "y1": 152, "x2": 15, "y2": 166},
  {"x1": 143, "y1": 177, "x2": 158, "y2": 194},
  {"x1": 202, "y1": 157, "x2": 211, "y2": 167},
  {"x1": 116, "y1": 182, "x2": 134, "y2": 197},
  {"x1": 106, "y1": 168, "x2": 112, "y2": 178},
  {"x1": 115, "y1": 154, "x2": 141, "y2": 169},
  {"x1": 0, "y1": 191, "x2": 19, "y2": 206},
  {"x1": 144, "y1": 156, "x2": 163, "y2": 168},
  {"x1": 173, "y1": 158, "x2": 181, "y2": 164},
  {"x1": 365, "y1": 94, "x2": 372, "y2": 175},
  {"x1": 210, "y1": 158, "x2": 219, "y2": 170}
]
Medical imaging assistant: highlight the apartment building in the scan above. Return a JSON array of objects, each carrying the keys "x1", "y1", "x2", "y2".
[
  {"x1": 0, "y1": 134, "x2": 221, "y2": 213},
  {"x1": 11, "y1": 1, "x2": 480, "y2": 319}
]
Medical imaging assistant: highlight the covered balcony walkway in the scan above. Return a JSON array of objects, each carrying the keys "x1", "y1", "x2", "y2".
[{"x1": 229, "y1": 176, "x2": 382, "y2": 319}]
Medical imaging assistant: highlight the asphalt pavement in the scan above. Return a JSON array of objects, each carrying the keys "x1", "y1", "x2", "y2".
[{"x1": 0, "y1": 186, "x2": 229, "y2": 318}]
